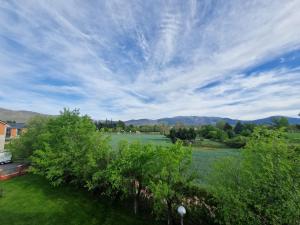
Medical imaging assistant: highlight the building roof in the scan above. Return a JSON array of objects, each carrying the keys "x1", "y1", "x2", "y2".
[
  {"x1": 0, "y1": 120, "x2": 9, "y2": 127},
  {"x1": 8, "y1": 123, "x2": 26, "y2": 129}
]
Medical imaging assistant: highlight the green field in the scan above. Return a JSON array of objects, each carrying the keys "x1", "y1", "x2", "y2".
[
  {"x1": 109, "y1": 133, "x2": 172, "y2": 149},
  {"x1": 0, "y1": 175, "x2": 156, "y2": 225},
  {"x1": 286, "y1": 132, "x2": 300, "y2": 145},
  {"x1": 109, "y1": 133, "x2": 240, "y2": 181}
]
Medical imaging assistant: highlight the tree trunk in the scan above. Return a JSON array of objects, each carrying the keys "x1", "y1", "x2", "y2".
[
  {"x1": 133, "y1": 180, "x2": 141, "y2": 215},
  {"x1": 167, "y1": 200, "x2": 173, "y2": 225},
  {"x1": 134, "y1": 195, "x2": 138, "y2": 215}
]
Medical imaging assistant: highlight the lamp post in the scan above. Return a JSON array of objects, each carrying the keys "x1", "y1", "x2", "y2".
[{"x1": 177, "y1": 205, "x2": 186, "y2": 225}]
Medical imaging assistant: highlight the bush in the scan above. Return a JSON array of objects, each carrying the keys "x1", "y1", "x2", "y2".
[
  {"x1": 224, "y1": 136, "x2": 247, "y2": 148},
  {"x1": 209, "y1": 128, "x2": 300, "y2": 225}
]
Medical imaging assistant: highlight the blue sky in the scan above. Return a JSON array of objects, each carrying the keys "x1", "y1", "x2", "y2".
[{"x1": 0, "y1": 0, "x2": 299, "y2": 120}]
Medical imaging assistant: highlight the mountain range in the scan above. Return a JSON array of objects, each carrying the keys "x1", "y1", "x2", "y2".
[
  {"x1": 0, "y1": 107, "x2": 47, "y2": 123},
  {"x1": 125, "y1": 116, "x2": 300, "y2": 126},
  {"x1": 0, "y1": 107, "x2": 299, "y2": 125}
]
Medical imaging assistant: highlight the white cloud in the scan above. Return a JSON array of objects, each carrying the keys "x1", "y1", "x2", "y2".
[{"x1": 0, "y1": 0, "x2": 299, "y2": 120}]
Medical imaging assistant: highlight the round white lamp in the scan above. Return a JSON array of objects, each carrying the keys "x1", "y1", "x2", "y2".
[{"x1": 177, "y1": 205, "x2": 186, "y2": 225}]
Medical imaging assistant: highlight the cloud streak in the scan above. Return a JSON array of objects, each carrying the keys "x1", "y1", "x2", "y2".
[{"x1": 0, "y1": 0, "x2": 299, "y2": 120}]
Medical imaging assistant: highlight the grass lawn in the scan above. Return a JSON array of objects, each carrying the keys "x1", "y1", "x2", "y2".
[{"x1": 0, "y1": 175, "x2": 157, "y2": 225}]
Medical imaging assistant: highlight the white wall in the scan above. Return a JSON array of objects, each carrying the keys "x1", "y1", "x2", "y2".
[{"x1": 0, "y1": 126, "x2": 6, "y2": 152}]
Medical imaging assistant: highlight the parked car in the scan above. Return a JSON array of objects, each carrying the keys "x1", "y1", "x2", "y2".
[{"x1": 0, "y1": 151, "x2": 12, "y2": 164}]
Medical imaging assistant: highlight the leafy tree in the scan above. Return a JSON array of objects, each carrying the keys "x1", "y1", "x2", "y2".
[
  {"x1": 224, "y1": 135, "x2": 247, "y2": 148},
  {"x1": 106, "y1": 142, "x2": 155, "y2": 214},
  {"x1": 168, "y1": 128, "x2": 197, "y2": 144},
  {"x1": 149, "y1": 142, "x2": 194, "y2": 225},
  {"x1": 234, "y1": 121, "x2": 243, "y2": 134},
  {"x1": 209, "y1": 128, "x2": 300, "y2": 225},
  {"x1": 272, "y1": 116, "x2": 289, "y2": 128},
  {"x1": 116, "y1": 120, "x2": 126, "y2": 129},
  {"x1": 30, "y1": 109, "x2": 112, "y2": 187},
  {"x1": 223, "y1": 123, "x2": 232, "y2": 131},
  {"x1": 8, "y1": 116, "x2": 50, "y2": 162},
  {"x1": 216, "y1": 120, "x2": 226, "y2": 130}
]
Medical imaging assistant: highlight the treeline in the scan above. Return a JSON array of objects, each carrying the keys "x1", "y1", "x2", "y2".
[
  {"x1": 168, "y1": 128, "x2": 197, "y2": 144},
  {"x1": 8, "y1": 109, "x2": 300, "y2": 225},
  {"x1": 94, "y1": 120, "x2": 169, "y2": 134}
]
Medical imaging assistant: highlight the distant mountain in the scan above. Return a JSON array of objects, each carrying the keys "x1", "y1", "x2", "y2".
[
  {"x1": 0, "y1": 108, "x2": 48, "y2": 123},
  {"x1": 125, "y1": 116, "x2": 300, "y2": 126},
  {"x1": 1, "y1": 107, "x2": 299, "y2": 125}
]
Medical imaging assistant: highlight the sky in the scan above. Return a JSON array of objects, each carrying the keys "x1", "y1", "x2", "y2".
[{"x1": 0, "y1": 0, "x2": 300, "y2": 120}]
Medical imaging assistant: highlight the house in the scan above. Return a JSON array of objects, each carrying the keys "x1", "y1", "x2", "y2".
[
  {"x1": 0, "y1": 121, "x2": 11, "y2": 164},
  {"x1": 0, "y1": 120, "x2": 9, "y2": 152},
  {"x1": 6, "y1": 123, "x2": 26, "y2": 139},
  {"x1": 0, "y1": 121, "x2": 26, "y2": 164}
]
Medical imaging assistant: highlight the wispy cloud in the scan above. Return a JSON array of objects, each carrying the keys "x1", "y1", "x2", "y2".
[{"x1": 0, "y1": 0, "x2": 299, "y2": 120}]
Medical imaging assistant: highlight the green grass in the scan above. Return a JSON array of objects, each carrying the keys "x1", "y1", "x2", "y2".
[
  {"x1": 286, "y1": 132, "x2": 300, "y2": 145},
  {"x1": 0, "y1": 175, "x2": 157, "y2": 225},
  {"x1": 192, "y1": 148, "x2": 240, "y2": 182},
  {"x1": 109, "y1": 133, "x2": 240, "y2": 181},
  {"x1": 109, "y1": 133, "x2": 172, "y2": 149}
]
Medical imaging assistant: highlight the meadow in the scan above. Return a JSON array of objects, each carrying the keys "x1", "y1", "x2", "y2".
[
  {"x1": 109, "y1": 133, "x2": 240, "y2": 182},
  {"x1": 0, "y1": 175, "x2": 157, "y2": 225}
]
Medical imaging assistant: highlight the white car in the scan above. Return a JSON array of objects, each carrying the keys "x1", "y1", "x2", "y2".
[{"x1": 0, "y1": 151, "x2": 12, "y2": 164}]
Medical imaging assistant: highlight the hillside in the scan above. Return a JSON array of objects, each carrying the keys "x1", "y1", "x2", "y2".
[
  {"x1": 1, "y1": 107, "x2": 299, "y2": 125},
  {"x1": 0, "y1": 108, "x2": 47, "y2": 123},
  {"x1": 125, "y1": 116, "x2": 300, "y2": 126}
]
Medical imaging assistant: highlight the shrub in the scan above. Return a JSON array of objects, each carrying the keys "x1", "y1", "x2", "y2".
[
  {"x1": 209, "y1": 128, "x2": 300, "y2": 225},
  {"x1": 224, "y1": 136, "x2": 247, "y2": 148}
]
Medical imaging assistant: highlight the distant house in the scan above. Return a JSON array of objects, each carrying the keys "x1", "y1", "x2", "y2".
[
  {"x1": 0, "y1": 120, "x2": 9, "y2": 151},
  {"x1": 0, "y1": 121, "x2": 26, "y2": 165},
  {"x1": 6, "y1": 123, "x2": 26, "y2": 139}
]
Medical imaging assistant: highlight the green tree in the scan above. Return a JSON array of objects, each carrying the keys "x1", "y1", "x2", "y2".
[
  {"x1": 106, "y1": 141, "x2": 155, "y2": 214},
  {"x1": 216, "y1": 120, "x2": 226, "y2": 130},
  {"x1": 149, "y1": 142, "x2": 194, "y2": 225},
  {"x1": 8, "y1": 116, "x2": 50, "y2": 162},
  {"x1": 272, "y1": 116, "x2": 289, "y2": 128},
  {"x1": 30, "y1": 109, "x2": 112, "y2": 187},
  {"x1": 209, "y1": 128, "x2": 300, "y2": 225},
  {"x1": 234, "y1": 121, "x2": 243, "y2": 134}
]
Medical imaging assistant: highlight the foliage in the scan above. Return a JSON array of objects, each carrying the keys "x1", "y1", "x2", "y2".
[
  {"x1": 216, "y1": 120, "x2": 226, "y2": 130},
  {"x1": 168, "y1": 128, "x2": 196, "y2": 144},
  {"x1": 224, "y1": 135, "x2": 247, "y2": 148},
  {"x1": 149, "y1": 142, "x2": 194, "y2": 225},
  {"x1": 106, "y1": 141, "x2": 155, "y2": 214},
  {"x1": 8, "y1": 116, "x2": 50, "y2": 162},
  {"x1": 209, "y1": 128, "x2": 300, "y2": 225},
  {"x1": 233, "y1": 121, "x2": 243, "y2": 134},
  {"x1": 30, "y1": 109, "x2": 112, "y2": 187},
  {"x1": 272, "y1": 116, "x2": 289, "y2": 128}
]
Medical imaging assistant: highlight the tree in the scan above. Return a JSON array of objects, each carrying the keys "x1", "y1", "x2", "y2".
[
  {"x1": 234, "y1": 121, "x2": 243, "y2": 134},
  {"x1": 167, "y1": 128, "x2": 197, "y2": 144},
  {"x1": 272, "y1": 116, "x2": 289, "y2": 128},
  {"x1": 8, "y1": 116, "x2": 50, "y2": 162},
  {"x1": 216, "y1": 120, "x2": 226, "y2": 130},
  {"x1": 209, "y1": 128, "x2": 300, "y2": 225},
  {"x1": 223, "y1": 123, "x2": 232, "y2": 131},
  {"x1": 223, "y1": 122, "x2": 234, "y2": 138},
  {"x1": 30, "y1": 109, "x2": 112, "y2": 187},
  {"x1": 149, "y1": 142, "x2": 194, "y2": 225},
  {"x1": 106, "y1": 142, "x2": 155, "y2": 214}
]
